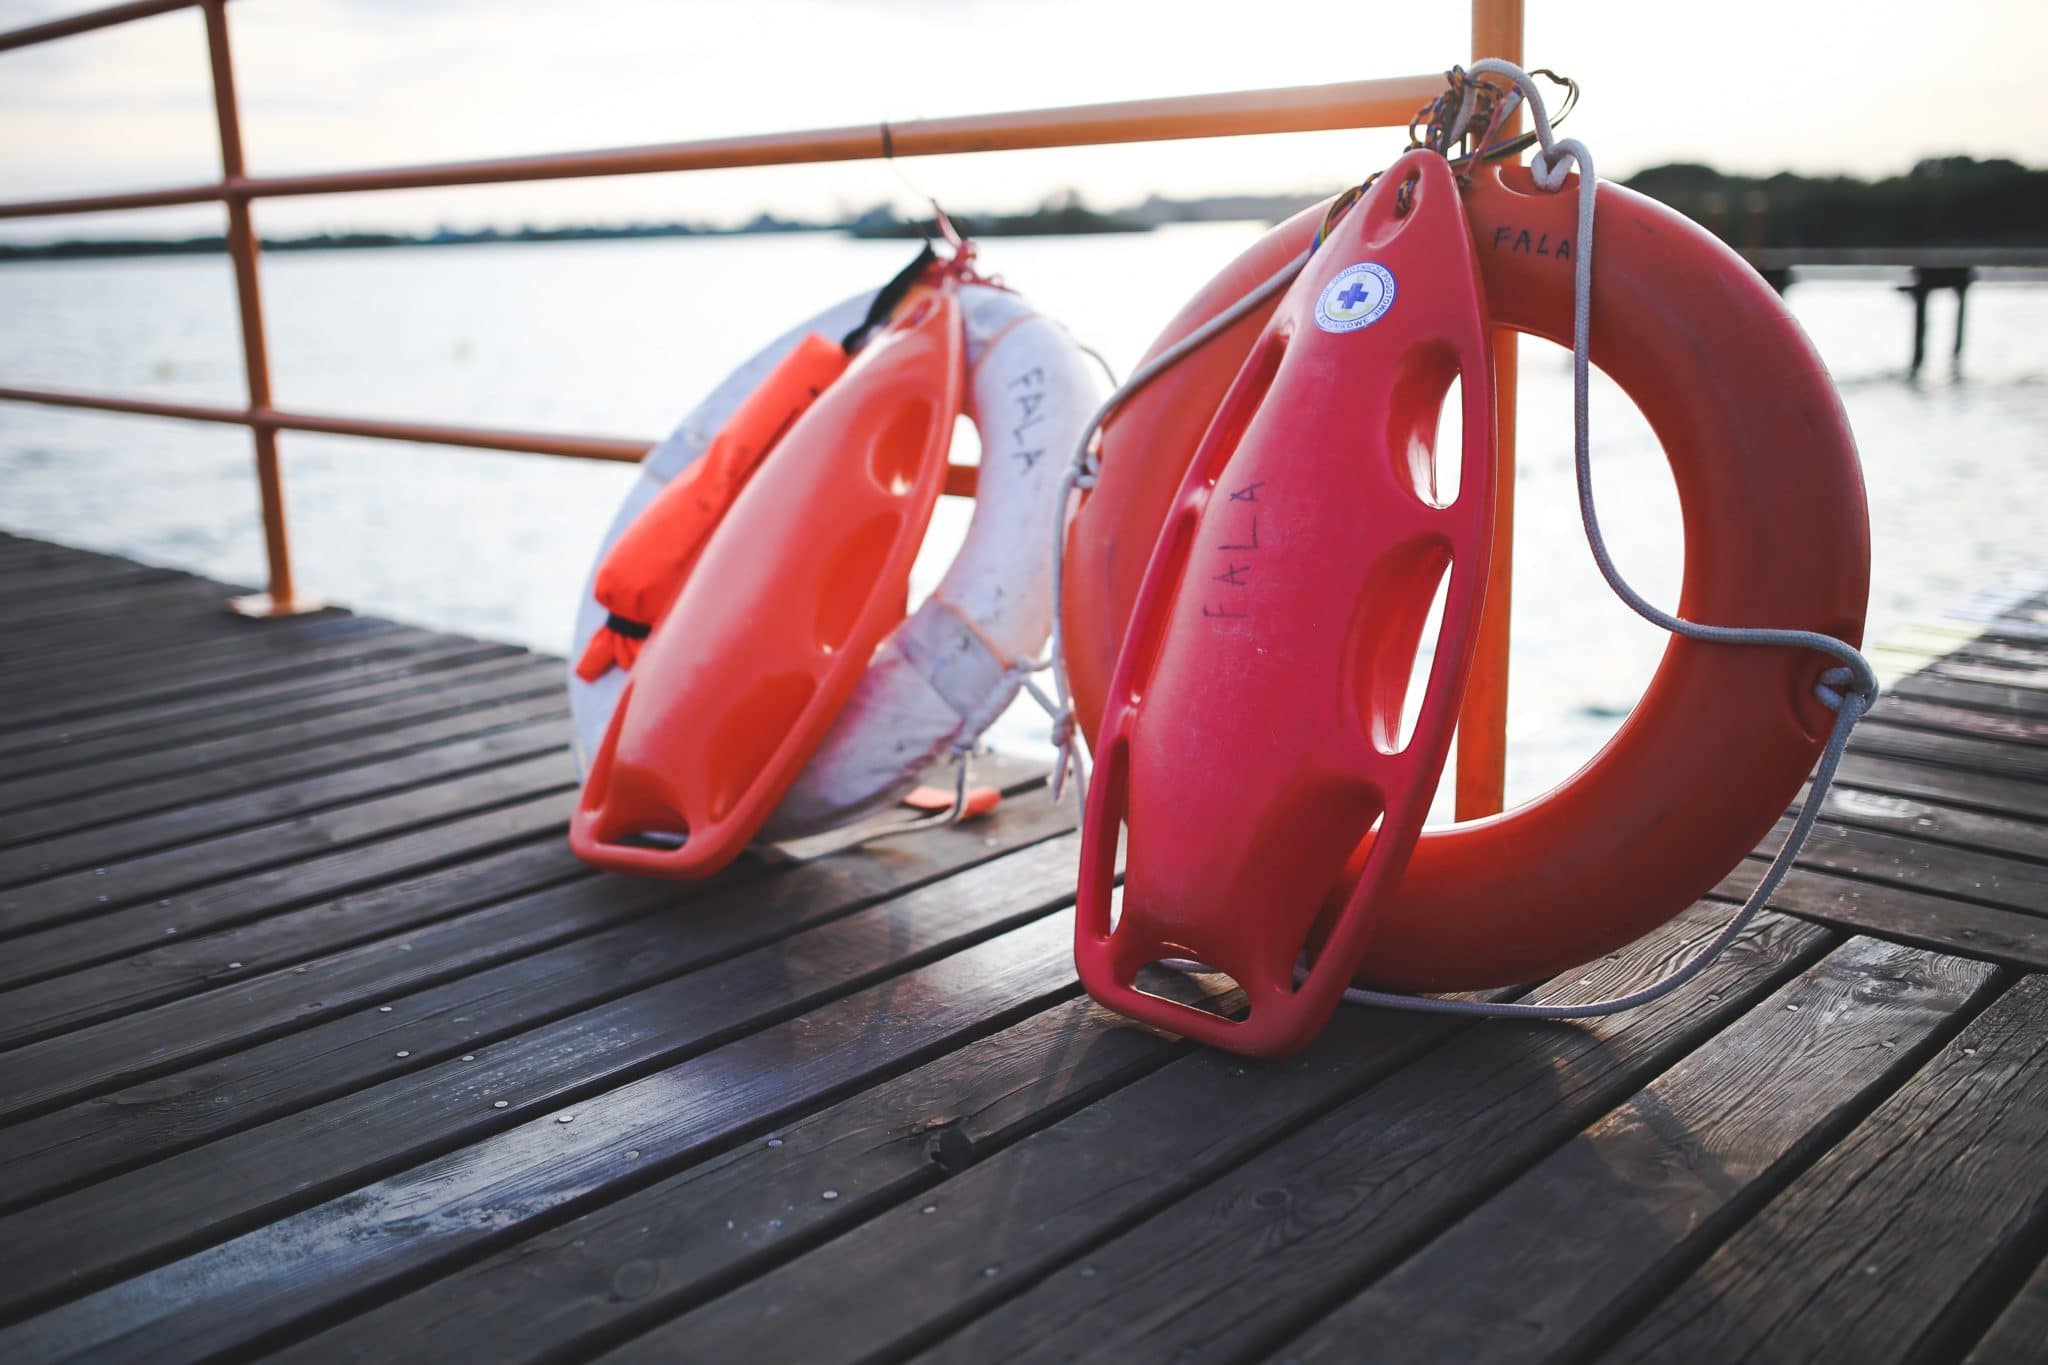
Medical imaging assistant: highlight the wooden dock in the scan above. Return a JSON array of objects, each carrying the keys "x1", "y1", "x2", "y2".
[{"x1": 0, "y1": 529, "x2": 2042, "y2": 1363}]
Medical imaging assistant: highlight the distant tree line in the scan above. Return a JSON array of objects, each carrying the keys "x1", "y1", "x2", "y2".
[
  {"x1": 1622, "y1": 156, "x2": 2048, "y2": 247},
  {"x1": 4, "y1": 159, "x2": 2040, "y2": 263}
]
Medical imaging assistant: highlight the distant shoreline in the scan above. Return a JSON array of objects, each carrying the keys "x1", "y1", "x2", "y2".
[
  {"x1": 0, "y1": 198, "x2": 1193, "y2": 266},
  {"x1": 4, "y1": 158, "x2": 2040, "y2": 265}
]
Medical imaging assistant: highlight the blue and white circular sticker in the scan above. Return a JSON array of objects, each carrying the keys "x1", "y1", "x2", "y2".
[{"x1": 1314, "y1": 262, "x2": 1397, "y2": 333}]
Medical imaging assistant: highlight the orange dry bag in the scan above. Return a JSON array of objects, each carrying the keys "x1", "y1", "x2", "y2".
[{"x1": 574, "y1": 332, "x2": 849, "y2": 683}]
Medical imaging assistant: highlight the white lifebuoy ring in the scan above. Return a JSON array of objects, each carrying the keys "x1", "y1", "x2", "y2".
[{"x1": 568, "y1": 277, "x2": 1104, "y2": 841}]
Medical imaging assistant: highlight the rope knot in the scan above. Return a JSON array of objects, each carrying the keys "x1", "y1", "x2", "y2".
[{"x1": 1814, "y1": 664, "x2": 1880, "y2": 713}]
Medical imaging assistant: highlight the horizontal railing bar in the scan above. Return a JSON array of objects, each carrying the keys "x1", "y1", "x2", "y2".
[
  {"x1": 0, "y1": 73, "x2": 1442, "y2": 220},
  {"x1": 0, "y1": 0, "x2": 201, "y2": 53},
  {"x1": 0, "y1": 382, "x2": 244, "y2": 424},
  {"x1": 0, "y1": 382, "x2": 984, "y2": 494},
  {"x1": 256, "y1": 406, "x2": 652, "y2": 463},
  {"x1": 0, "y1": 181, "x2": 224, "y2": 221},
  {"x1": 0, "y1": 382, "x2": 650, "y2": 458}
]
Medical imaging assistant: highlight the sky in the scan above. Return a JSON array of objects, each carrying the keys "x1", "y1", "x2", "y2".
[{"x1": 3, "y1": 0, "x2": 2047, "y2": 243}]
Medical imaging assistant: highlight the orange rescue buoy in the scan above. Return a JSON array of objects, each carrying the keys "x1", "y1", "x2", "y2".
[{"x1": 571, "y1": 284, "x2": 964, "y2": 876}]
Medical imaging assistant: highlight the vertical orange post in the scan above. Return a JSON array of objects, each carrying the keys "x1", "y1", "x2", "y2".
[
  {"x1": 202, "y1": 0, "x2": 308, "y2": 615},
  {"x1": 1456, "y1": 0, "x2": 1522, "y2": 819}
]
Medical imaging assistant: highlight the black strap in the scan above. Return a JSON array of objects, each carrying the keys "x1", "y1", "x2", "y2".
[
  {"x1": 605, "y1": 612, "x2": 652, "y2": 641},
  {"x1": 842, "y1": 243, "x2": 937, "y2": 352}
]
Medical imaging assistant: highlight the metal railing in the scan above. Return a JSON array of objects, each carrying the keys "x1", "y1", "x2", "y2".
[{"x1": 0, "y1": 0, "x2": 1524, "y2": 817}]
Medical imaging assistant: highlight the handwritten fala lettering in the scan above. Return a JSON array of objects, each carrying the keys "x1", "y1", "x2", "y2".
[
  {"x1": 1204, "y1": 481, "x2": 1267, "y2": 620},
  {"x1": 1006, "y1": 367, "x2": 1049, "y2": 472},
  {"x1": 1489, "y1": 225, "x2": 1573, "y2": 261}
]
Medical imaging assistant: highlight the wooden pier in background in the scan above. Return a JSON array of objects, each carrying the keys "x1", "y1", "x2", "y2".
[
  {"x1": 1742, "y1": 246, "x2": 2048, "y2": 376},
  {"x1": 0, "y1": 530, "x2": 2043, "y2": 1363}
]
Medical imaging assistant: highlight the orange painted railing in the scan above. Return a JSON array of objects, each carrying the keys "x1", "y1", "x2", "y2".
[{"x1": 0, "y1": 0, "x2": 1522, "y2": 815}]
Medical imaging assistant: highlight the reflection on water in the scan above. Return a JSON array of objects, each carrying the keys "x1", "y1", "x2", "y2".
[{"x1": 1, "y1": 226, "x2": 2043, "y2": 811}]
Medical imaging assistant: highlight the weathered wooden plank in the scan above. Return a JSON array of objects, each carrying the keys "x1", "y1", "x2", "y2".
[
  {"x1": 0, "y1": 668, "x2": 564, "y2": 837},
  {"x1": 1, "y1": 621, "x2": 473, "y2": 725},
  {"x1": 0, "y1": 609, "x2": 387, "y2": 695},
  {"x1": 0, "y1": 622, "x2": 455, "y2": 714},
  {"x1": 606, "y1": 1011, "x2": 1620, "y2": 1361},
  {"x1": 1767, "y1": 813, "x2": 2048, "y2": 919},
  {"x1": 0, "y1": 634, "x2": 520, "y2": 765},
  {"x1": 1849, "y1": 721, "x2": 2048, "y2": 785},
  {"x1": 1924, "y1": 656, "x2": 2048, "y2": 695},
  {"x1": 0, "y1": 744, "x2": 575, "y2": 933},
  {"x1": 0, "y1": 916, "x2": 1088, "y2": 1363},
  {"x1": 908, "y1": 908, "x2": 1834, "y2": 1365},
  {"x1": 0, "y1": 800, "x2": 1071, "y2": 1206},
  {"x1": 1837, "y1": 751, "x2": 2048, "y2": 824},
  {"x1": 0, "y1": 609, "x2": 385, "y2": 692},
  {"x1": 1717, "y1": 857, "x2": 2048, "y2": 970},
  {"x1": 0, "y1": 783, "x2": 578, "y2": 988},
  {"x1": 1964, "y1": 1254, "x2": 2048, "y2": 1364},
  {"x1": 1270, "y1": 940, "x2": 1997, "y2": 1363},
  {"x1": 0, "y1": 575, "x2": 235, "y2": 632},
  {"x1": 1872, "y1": 695, "x2": 2048, "y2": 747},
  {"x1": 0, "y1": 560, "x2": 179, "y2": 601},
  {"x1": 0, "y1": 706, "x2": 569, "y2": 883},
  {"x1": 0, "y1": 650, "x2": 555, "y2": 784},
  {"x1": 1820, "y1": 782, "x2": 2048, "y2": 865},
  {"x1": 1893, "y1": 670, "x2": 2048, "y2": 720},
  {"x1": 272, "y1": 977, "x2": 1235, "y2": 1365},
  {"x1": 0, "y1": 838, "x2": 1086, "y2": 1339},
  {"x1": 323, "y1": 904, "x2": 1826, "y2": 1365},
  {"x1": 1597, "y1": 973, "x2": 2046, "y2": 1363},
  {"x1": 0, "y1": 838, "x2": 594, "y2": 1057},
  {"x1": 0, "y1": 613, "x2": 432, "y2": 712}
]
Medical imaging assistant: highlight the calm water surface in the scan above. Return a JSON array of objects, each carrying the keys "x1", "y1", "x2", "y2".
[{"x1": 2, "y1": 226, "x2": 2043, "y2": 810}]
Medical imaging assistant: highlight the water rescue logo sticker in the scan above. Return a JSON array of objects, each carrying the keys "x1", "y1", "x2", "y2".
[{"x1": 1314, "y1": 262, "x2": 1396, "y2": 333}]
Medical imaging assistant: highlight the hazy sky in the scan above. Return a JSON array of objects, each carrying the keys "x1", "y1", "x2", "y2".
[{"x1": 4, "y1": 0, "x2": 2046, "y2": 242}]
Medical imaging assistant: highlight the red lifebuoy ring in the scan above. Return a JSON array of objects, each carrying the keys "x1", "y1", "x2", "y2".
[{"x1": 1065, "y1": 159, "x2": 1869, "y2": 1003}]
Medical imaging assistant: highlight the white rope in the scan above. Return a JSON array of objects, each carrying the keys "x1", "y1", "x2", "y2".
[
  {"x1": 1040, "y1": 248, "x2": 1315, "y2": 807},
  {"x1": 1066, "y1": 60, "x2": 1881, "y2": 1022}
]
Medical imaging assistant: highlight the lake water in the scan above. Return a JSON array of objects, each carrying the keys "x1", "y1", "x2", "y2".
[{"x1": 2, "y1": 224, "x2": 2043, "y2": 812}]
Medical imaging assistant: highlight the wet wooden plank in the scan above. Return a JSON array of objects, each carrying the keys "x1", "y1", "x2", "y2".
[
  {"x1": 1835, "y1": 751, "x2": 2048, "y2": 823},
  {"x1": 0, "y1": 650, "x2": 556, "y2": 784},
  {"x1": 0, "y1": 706, "x2": 569, "y2": 883},
  {"x1": 0, "y1": 574, "x2": 238, "y2": 631},
  {"x1": 0, "y1": 638, "x2": 520, "y2": 753},
  {"x1": 1769, "y1": 814, "x2": 2048, "y2": 920},
  {"x1": 1270, "y1": 941, "x2": 1997, "y2": 1364},
  {"x1": 0, "y1": 637, "x2": 523, "y2": 761},
  {"x1": 1818, "y1": 782, "x2": 2048, "y2": 865},
  {"x1": 1872, "y1": 694, "x2": 2048, "y2": 747},
  {"x1": 1716, "y1": 858, "x2": 2048, "y2": 970},
  {"x1": 1600, "y1": 972, "x2": 2047, "y2": 1364},
  {"x1": 0, "y1": 846, "x2": 1087, "y2": 1355},
  {"x1": 1597, "y1": 972, "x2": 2048, "y2": 1362},
  {"x1": 0, "y1": 792, "x2": 1069, "y2": 1192},
  {"x1": 1964, "y1": 1256, "x2": 2048, "y2": 1364},
  {"x1": 0, "y1": 607, "x2": 384, "y2": 691},
  {"x1": 2, "y1": 621, "x2": 466, "y2": 722},
  {"x1": 0, "y1": 670, "x2": 564, "y2": 838},
  {"x1": 912, "y1": 908, "x2": 1833, "y2": 1365},
  {"x1": 1849, "y1": 721, "x2": 2048, "y2": 784},
  {"x1": 0, "y1": 783, "x2": 579, "y2": 988},
  {"x1": 271, "y1": 977, "x2": 1232, "y2": 1365}
]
